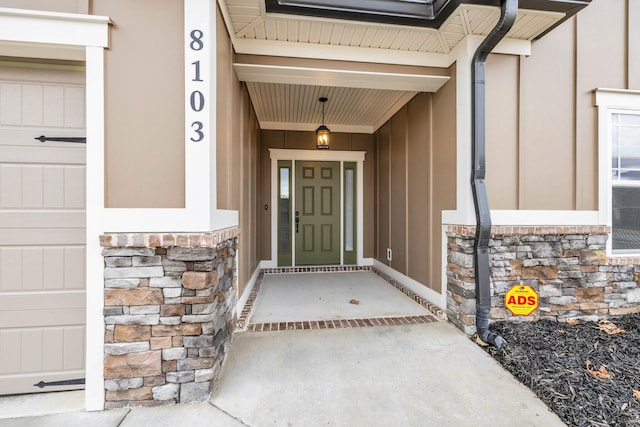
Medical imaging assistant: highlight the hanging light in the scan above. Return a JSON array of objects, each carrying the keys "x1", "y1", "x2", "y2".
[{"x1": 316, "y1": 97, "x2": 330, "y2": 149}]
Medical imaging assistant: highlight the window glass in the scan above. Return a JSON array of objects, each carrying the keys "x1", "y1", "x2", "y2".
[
  {"x1": 345, "y1": 169, "x2": 354, "y2": 251},
  {"x1": 612, "y1": 112, "x2": 640, "y2": 251},
  {"x1": 279, "y1": 167, "x2": 290, "y2": 252}
]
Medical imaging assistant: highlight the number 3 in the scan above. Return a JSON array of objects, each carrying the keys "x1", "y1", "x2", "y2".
[{"x1": 190, "y1": 121, "x2": 204, "y2": 142}]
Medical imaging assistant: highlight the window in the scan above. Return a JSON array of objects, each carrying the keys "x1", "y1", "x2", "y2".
[
  {"x1": 596, "y1": 89, "x2": 640, "y2": 255},
  {"x1": 611, "y1": 113, "x2": 640, "y2": 251}
]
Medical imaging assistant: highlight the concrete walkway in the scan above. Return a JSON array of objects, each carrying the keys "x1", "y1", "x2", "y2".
[{"x1": 0, "y1": 272, "x2": 565, "y2": 426}]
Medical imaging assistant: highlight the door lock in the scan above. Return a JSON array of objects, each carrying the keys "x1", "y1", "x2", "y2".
[{"x1": 295, "y1": 211, "x2": 300, "y2": 233}]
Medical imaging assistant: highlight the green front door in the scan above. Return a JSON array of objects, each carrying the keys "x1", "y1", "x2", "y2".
[{"x1": 295, "y1": 161, "x2": 340, "y2": 265}]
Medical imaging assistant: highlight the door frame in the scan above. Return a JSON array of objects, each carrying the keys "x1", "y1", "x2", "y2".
[{"x1": 268, "y1": 149, "x2": 365, "y2": 267}]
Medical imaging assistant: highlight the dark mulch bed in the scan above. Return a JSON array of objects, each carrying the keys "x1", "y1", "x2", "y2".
[{"x1": 483, "y1": 314, "x2": 640, "y2": 427}]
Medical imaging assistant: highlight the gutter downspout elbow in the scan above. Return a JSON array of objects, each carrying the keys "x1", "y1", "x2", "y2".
[{"x1": 471, "y1": 0, "x2": 518, "y2": 350}]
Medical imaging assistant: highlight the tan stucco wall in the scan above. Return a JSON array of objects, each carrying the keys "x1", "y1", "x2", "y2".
[
  {"x1": 259, "y1": 131, "x2": 376, "y2": 262},
  {"x1": 485, "y1": 0, "x2": 635, "y2": 211},
  {"x1": 93, "y1": 0, "x2": 185, "y2": 208},
  {"x1": 216, "y1": 5, "x2": 261, "y2": 295},
  {"x1": 374, "y1": 72, "x2": 456, "y2": 293}
]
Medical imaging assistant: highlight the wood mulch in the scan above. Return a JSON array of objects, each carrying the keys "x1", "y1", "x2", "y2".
[{"x1": 483, "y1": 314, "x2": 640, "y2": 427}]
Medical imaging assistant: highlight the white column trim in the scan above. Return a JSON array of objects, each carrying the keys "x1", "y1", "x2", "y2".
[{"x1": 84, "y1": 45, "x2": 106, "y2": 411}]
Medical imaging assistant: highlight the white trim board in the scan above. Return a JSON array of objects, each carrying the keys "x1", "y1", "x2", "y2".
[
  {"x1": 233, "y1": 63, "x2": 450, "y2": 92},
  {"x1": 372, "y1": 259, "x2": 446, "y2": 310}
]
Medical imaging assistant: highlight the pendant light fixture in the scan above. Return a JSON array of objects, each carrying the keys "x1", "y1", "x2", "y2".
[{"x1": 316, "y1": 97, "x2": 330, "y2": 149}]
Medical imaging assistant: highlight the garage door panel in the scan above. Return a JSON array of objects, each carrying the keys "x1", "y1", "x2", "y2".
[
  {"x1": 0, "y1": 163, "x2": 86, "y2": 209},
  {"x1": 43, "y1": 86, "x2": 64, "y2": 128},
  {"x1": 2, "y1": 80, "x2": 85, "y2": 130},
  {"x1": 0, "y1": 83, "x2": 21, "y2": 126},
  {"x1": 43, "y1": 166, "x2": 65, "y2": 207},
  {"x1": 22, "y1": 247, "x2": 43, "y2": 291},
  {"x1": 22, "y1": 85, "x2": 44, "y2": 127},
  {"x1": 22, "y1": 164, "x2": 44, "y2": 208},
  {"x1": 0, "y1": 65, "x2": 86, "y2": 395},
  {"x1": 64, "y1": 166, "x2": 85, "y2": 208},
  {"x1": 64, "y1": 87, "x2": 85, "y2": 128},
  {"x1": 64, "y1": 247, "x2": 85, "y2": 290},
  {"x1": 0, "y1": 307, "x2": 85, "y2": 329},
  {"x1": 0, "y1": 247, "x2": 85, "y2": 291},
  {"x1": 0, "y1": 164, "x2": 21, "y2": 208},
  {"x1": 0, "y1": 326, "x2": 85, "y2": 388},
  {"x1": 0, "y1": 211, "x2": 85, "y2": 228},
  {"x1": 0, "y1": 145, "x2": 85, "y2": 165},
  {"x1": 0, "y1": 229, "x2": 85, "y2": 245}
]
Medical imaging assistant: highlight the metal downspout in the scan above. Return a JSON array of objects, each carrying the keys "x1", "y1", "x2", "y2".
[{"x1": 471, "y1": 0, "x2": 518, "y2": 349}]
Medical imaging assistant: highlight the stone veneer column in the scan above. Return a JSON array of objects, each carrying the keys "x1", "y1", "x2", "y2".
[
  {"x1": 100, "y1": 229, "x2": 239, "y2": 408},
  {"x1": 446, "y1": 225, "x2": 640, "y2": 335}
]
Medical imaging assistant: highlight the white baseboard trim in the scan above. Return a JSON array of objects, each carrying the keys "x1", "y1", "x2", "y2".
[
  {"x1": 372, "y1": 259, "x2": 446, "y2": 309},
  {"x1": 361, "y1": 257, "x2": 374, "y2": 266},
  {"x1": 236, "y1": 263, "x2": 262, "y2": 315}
]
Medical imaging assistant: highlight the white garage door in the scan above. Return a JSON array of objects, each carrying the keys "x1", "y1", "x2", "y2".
[{"x1": 0, "y1": 64, "x2": 86, "y2": 395}]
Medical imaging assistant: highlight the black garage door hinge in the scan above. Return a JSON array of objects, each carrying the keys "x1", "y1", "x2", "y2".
[
  {"x1": 34, "y1": 378, "x2": 85, "y2": 388},
  {"x1": 35, "y1": 135, "x2": 86, "y2": 144}
]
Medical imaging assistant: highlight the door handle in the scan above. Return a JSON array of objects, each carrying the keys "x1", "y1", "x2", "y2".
[{"x1": 295, "y1": 211, "x2": 300, "y2": 233}]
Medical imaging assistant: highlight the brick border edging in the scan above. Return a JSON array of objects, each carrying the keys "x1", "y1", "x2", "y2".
[
  {"x1": 235, "y1": 266, "x2": 445, "y2": 332},
  {"x1": 99, "y1": 228, "x2": 240, "y2": 249},
  {"x1": 444, "y1": 224, "x2": 610, "y2": 237}
]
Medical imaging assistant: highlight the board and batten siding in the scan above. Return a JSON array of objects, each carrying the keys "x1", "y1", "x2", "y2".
[
  {"x1": 217, "y1": 4, "x2": 261, "y2": 296},
  {"x1": 485, "y1": 0, "x2": 639, "y2": 211},
  {"x1": 374, "y1": 81, "x2": 457, "y2": 294}
]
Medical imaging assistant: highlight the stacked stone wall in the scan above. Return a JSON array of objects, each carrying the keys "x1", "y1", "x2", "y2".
[
  {"x1": 99, "y1": 229, "x2": 238, "y2": 408},
  {"x1": 446, "y1": 225, "x2": 640, "y2": 335}
]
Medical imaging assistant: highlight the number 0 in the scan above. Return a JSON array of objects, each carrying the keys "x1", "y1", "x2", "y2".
[{"x1": 190, "y1": 91, "x2": 205, "y2": 112}]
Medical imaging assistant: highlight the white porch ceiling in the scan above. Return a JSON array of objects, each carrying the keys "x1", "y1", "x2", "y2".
[{"x1": 219, "y1": 1, "x2": 566, "y2": 133}]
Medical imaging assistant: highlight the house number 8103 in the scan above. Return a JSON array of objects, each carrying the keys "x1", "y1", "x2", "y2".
[{"x1": 189, "y1": 29, "x2": 204, "y2": 142}]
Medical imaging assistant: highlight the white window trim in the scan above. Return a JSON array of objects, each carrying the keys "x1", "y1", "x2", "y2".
[
  {"x1": 267, "y1": 149, "x2": 365, "y2": 268},
  {"x1": 595, "y1": 88, "x2": 640, "y2": 256}
]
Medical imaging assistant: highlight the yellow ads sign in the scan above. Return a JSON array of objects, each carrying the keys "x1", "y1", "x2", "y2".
[{"x1": 505, "y1": 284, "x2": 539, "y2": 316}]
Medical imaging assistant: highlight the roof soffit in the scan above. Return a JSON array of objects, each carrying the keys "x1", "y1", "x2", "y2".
[{"x1": 219, "y1": 1, "x2": 567, "y2": 66}]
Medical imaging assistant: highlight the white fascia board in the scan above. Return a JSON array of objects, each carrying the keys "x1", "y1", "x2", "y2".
[
  {"x1": 232, "y1": 38, "x2": 452, "y2": 68},
  {"x1": 234, "y1": 63, "x2": 450, "y2": 92},
  {"x1": 259, "y1": 121, "x2": 374, "y2": 134},
  {"x1": 232, "y1": 36, "x2": 529, "y2": 71},
  {"x1": 0, "y1": 8, "x2": 110, "y2": 47}
]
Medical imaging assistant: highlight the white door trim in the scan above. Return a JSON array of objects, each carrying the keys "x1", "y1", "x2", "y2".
[
  {"x1": 0, "y1": 8, "x2": 109, "y2": 412},
  {"x1": 267, "y1": 149, "x2": 365, "y2": 267}
]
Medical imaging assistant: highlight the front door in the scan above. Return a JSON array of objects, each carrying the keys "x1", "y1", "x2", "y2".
[{"x1": 295, "y1": 161, "x2": 340, "y2": 265}]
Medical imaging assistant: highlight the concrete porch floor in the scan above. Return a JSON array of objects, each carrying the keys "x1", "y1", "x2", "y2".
[
  {"x1": 0, "y1": 271, "x2": 565, "y2": 426},
  {"x1": 248, "y1": 271, "x2": 436, "y2": 324}
]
